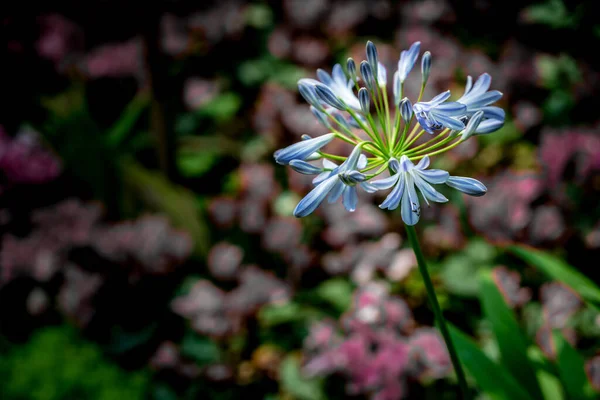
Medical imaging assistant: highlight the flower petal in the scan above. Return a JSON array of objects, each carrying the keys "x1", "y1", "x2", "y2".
[
  {"x1": 274, "y1": 133, "x2": 335, "y2": 165},
  {"x1": 446, "y1": 176, "x2": 487, "y2": 197},
  {"x1": 412, "y1": 172, "x2": 448, "y2": 204},
  {"x1": 401, "y1": 174, "x2": 420, "y2": 225},
  {"x1": 332, "y1": 64, "x2": 346, "y2": 85},
  {"x1": 290, "y1": 160, "x2": 323, "y2": 175},
  {"x1": 476, "y1": 118, "x2": 504, "y2": 134},
  {"x1": 431, "y1": 112, "x2": 465, "y2": 131},
  {"x1": 418, "y1": 169, "x2": 449, "y2": 184},
  {"x1": 380, "y1": 173, "x2": 405, "y2": 210},
  {"x1": 415, "y1": 155, "x2": 430, "y2": 170},
  {"x1": 343, "y1": 186, "x2": 358, "y2": 212},
  {"x1": 434, "y1": 102, "x2": 467, "y2": 116},
  {"x1": 328, "y1": 180, "x2": 345, "y2": 203},
  {"x1": 316, "y1": 69, "x2": 333, "y2": 86},
  {"x1": 294, "y1": 175, "x2": 338, "y2": 217},
  {"x1": 369, "y1": 173, "x2": 400, "y2": 190}
]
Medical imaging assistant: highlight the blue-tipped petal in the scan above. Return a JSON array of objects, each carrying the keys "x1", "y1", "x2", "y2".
[
  {"x1": 418, "y1": 169, "x2": 449, "y2": 184},
  {"x1": 393, "y1": 71, "x2": 402, "y2": 106},
  {"x1": 274, "y1": 133, "x2": 335, "y2": 165},
  {"x1": 415, "y1": 155, "x2": 430, "y2": 170},
  {"x1": 389, "y1": 158, "x2": 400, "y2": 173},
  {"x1": 293, "y1": 175, "x2": 339, "y2": 217},
  {"x1": 323, "y1": 159, "x2": 337, "y2": 169},
  {"x1": 315, "y1": 84, "x2": 346, "y2": 110},
  {"x1": 366, "y1": 41, "x2": 379, "y2": 81},
  {"x1": 347, "y1": 58, "x2": 357, "y2": 82},
  {"x1": 369, "y1": 173, "x2": 400, "y2": 190},
  {"x1": 398, "y1": 41, "x2": 421, "y2": 82},
  {"x1": 431, "y1": 112, "x2": 465, "y2": 131},
  {"x1": 332, "y1": 64, "x2": 346, "y2": 85},
  {"x1": 298, "y1": 80, "x2": 323, "y2": 110},
  {"x1": 481, "y1": 106, "x2": 505, "y2": 120},
  {"x1": 358, "y1": 88, "x2": 370, "y2": 114},
  {"x1": 464, "y1": 75, "x2": 473, "y2": 94},
  {"x1": 289, "y1": 160, "x2": 323, "y2": 175},
  {"x1": 466, "y1": 90, "x2": 503, "y2": 109},
  {"x1": 412, "y1": 173, "x2": 448, "y2": 204},
  {"x1": 421, "y1": 51, "x2": 431, "y2": 83},
  {"x1": 360, "y1": 61, "x2": 375, "y2": 92},
  {"x1": 476, "y1": 118, "x2": 504, "y2": 134},
  {"x1": 401, "y1": 174, "x2": 420, "y2": 225},
  {"x1": 461, "y1": 110, "x2": 485, "y2": 141},
  {"x1": 327, "y1": 180, "x2": 345, "y2": 203},
  {"x1": 434, "y1": 102, "x2": 467, "y2": 116},
  {"x1": 342, "y1": 145, "x2": 364, "y2": 171},
  {"x1": 377, "y1": 62, "x2": 387, "y2": 87},
  {"x1": 429, "y1": 90, "x2": 451, "y2": 105},
  {"x1": 379, "y1": 174, "x2": 405, "y2": 210},
  {"x1": 470, "y1": 73, "x2": 491, "y2": 96},
  {"x1": 400, "y1": 98, "x2": 413, "y2": 123},
  {"x1": 316, "y1": 69, "x2": 333, "y2": 86},
  {"x1": 446, "y1": 176, "x2": 487, "y2": 197},
  {"x1": 340, "y1": 170, "x2": 366, "y2": 184},
  {"x1": 399, "y1": 155, "x2": 414, "y2": 173},
  {"x1": 343, "y1": 186, "x2": 358, "y2": 212},
  {"x1": 313, "y1": 170, "x2": 332, "y2": 185}
]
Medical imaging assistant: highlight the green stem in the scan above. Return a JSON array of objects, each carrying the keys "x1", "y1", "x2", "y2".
[{"x1": 404, "y1": 225, "x2": 470, "y2": 400}]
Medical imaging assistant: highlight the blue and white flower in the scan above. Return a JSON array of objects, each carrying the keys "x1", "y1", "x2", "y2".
[
  {"x1": 293, "y1": 146, "x2": 369, "y2": 217},
  {"x1": 365, "y1": 156, "x2": 449, "y2": 225},
  {"x1": 413, "y1": 91, "x2": 467, "y2": 134},
  {"x1": 275, "y1": 40, "x2": 504, "y2": 224}
]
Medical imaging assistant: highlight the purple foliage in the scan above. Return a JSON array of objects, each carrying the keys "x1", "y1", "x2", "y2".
[{"x1": 491, "y1": 266, "x2": 532, "y2": 308}]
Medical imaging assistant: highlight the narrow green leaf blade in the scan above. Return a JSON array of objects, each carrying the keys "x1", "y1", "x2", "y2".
[
  {"x1": 527, "y1": 347, "x2": 565, "y2": 400},
  {"x1": 553, "y1": 331, "x2": 596, "y2": 400},
  {"x1": 508, "y1": 245, "x2": 600, "y2": 309},
  {"x1": 479, "y1": 270, "x2": 544, "y2": 399},
  {"x1": 448, "y1": 324, "x2": 531, "y2": 400}
]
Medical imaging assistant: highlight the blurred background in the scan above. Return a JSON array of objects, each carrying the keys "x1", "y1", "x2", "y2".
[{"x1": 1, "y1": 1, "x2": 600, "y2": 399}]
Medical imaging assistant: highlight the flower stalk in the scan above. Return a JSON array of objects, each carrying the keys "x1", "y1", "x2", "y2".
[{"x1": 405, "y1": 224, "x2": 470, "y2": 400}]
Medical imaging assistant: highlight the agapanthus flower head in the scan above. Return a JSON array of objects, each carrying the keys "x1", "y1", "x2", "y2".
[{"x1": 274, "y1": 40, "x2": 505, "y2": 225}]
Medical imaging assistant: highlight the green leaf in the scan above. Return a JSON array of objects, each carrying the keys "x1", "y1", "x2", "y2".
[
  {"x1": 181, "y1": 333, "x2": 220, "y2": 366},
  {"x1": 479, "y1": 271, "x2": 544, "y2": 399},
  {"x1": 314, "y1": 278, "x2": 353, "y2": 312},
  {"x1": 448, "y1": 325, "x2": 531, "y2": 400},
  {"x1": 177, "y1": 150, "x2": 218, "y2": 178},
  {"x1": 197, "y1": 92, "x2": 241, "y2": 122},
  {"x1": 508, "y1": 245, "x2": 600, "y2": 310},
  {"x1": 258, "y1": 302, "x2": 312, "y2": 327},
  {"x1": 527, "y1": 347, "x2": 565, "y2": 400},
  {"x1": 553, "y1": 331, "x2": 596, "y2": 400},
  {"x1": 440, "y1": 255, "x2": 481, "y2": 297},
  {"x1": 280, "y1": 355, "x2": 325, "y2": 400},
  {"x1": 105, "y1": 92, "x2": 150, "y2": 147}
]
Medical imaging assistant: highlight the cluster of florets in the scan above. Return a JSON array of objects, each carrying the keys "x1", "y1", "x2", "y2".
[{"x1": 274, "y1": 41, "x2": 504, "y2": 225}]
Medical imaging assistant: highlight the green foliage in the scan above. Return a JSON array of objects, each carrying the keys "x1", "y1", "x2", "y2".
[
  {"x1": 237, "y1": 57, "x2": 307, "y2": 88},
  {"x1": 440, "y1": 239, "x2": 497, "y2": 297},
  {"x1": 279, "y1": 355, "x2": 325, "y2": 400},
  {"x1": 181, "y1": 332, "x2": 221, "y2": 366},
  {"x1": 479, "y1": 271, "x2": 544, "y2": 398},
  {"x1": 553, "y1": 332, "x2": 597, "y2": 400},
  {"x1": 448, "y1": 325, "x2": 531, "y2": 400},
  {"x1": 508, "y1": 245, "x2": 600, "y2": 310},
  {"x1": 0, "y1": 326, "x2": 148, "y2": 400},
  {"x1": 524, "y1": 0, "x2": 581, "y2": 29},
  {"x1": 314, "y1": 278, "x2": 354, "y2": 313}
]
